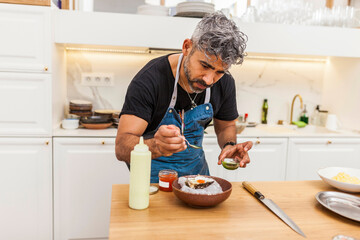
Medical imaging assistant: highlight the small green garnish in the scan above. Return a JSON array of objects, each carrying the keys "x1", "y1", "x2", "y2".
[{"x1": 222, "y1": 158, "x2": 239, "y2": 170}]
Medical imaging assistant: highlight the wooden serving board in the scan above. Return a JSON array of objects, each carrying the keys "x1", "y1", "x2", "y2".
[{"x1": 109, "y1": 181, "x2": 360, "y2": 240}]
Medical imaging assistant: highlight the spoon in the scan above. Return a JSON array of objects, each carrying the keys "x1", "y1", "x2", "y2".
[
  {"x1": 184, "y1": 138, "x2": 202, "y2": 149},
  {"x1": 181, "y1": 109, "x2": 202, "y2": 149}
]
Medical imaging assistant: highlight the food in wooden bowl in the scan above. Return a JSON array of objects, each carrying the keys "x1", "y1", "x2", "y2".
[{"x1": 172, "y1": 175, "x2": 232, "y2": 208}]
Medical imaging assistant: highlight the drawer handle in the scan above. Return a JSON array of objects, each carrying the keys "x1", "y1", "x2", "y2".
[
  {"x1": 44, "y1": 66, "x2": 48, "y2": 71},
  {"x1": 45, "y1": 141, "x2": 49, "y2": 145},
  {"x1": 102, "y1": 141, "x2": 105, "y2": 145},
  {"x1": 256, "y1": 140, "x2": 260, "y2": 144},
  {"x1": 327, "y1": 140, "x2": 332, "y2": 144}
]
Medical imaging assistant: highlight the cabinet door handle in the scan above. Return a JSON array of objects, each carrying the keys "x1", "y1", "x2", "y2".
[
  {"x1": 44, "y1": 66, "x2": 48, "y2": 71},
  {"x1": 45, "y1": 141, "x2": 49, "y2": 145},
  {"x1": 256, "y1": 140, "x2": 260, "y2": 144},
  {"x1": 327, "y1": 140, "x2": 332, "y2": 144},
  {"x1": 101, "y1": 141, "x2": 105, "y2": 145}
]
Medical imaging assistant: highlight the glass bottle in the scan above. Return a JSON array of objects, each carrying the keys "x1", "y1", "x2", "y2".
[
  {"x1": 300, "y1": 104, "x2": 309, "y2": 124},
  {"x1": 261, "y1": 99, "x2": 268, "y2": 124}
]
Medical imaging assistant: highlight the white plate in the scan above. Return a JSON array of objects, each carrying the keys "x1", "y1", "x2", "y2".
[
  {"x1": 318, "y1": 167, "x2": 360, "y2": 193},
  {"x1": 176, "y1": 2, "x2": 215, "y2": 8},
  {"x1": 316, "y1": 191, "x2": 360, "y2": 222}
]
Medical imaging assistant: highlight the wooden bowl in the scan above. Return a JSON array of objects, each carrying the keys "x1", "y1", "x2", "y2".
[
  {"x1": 172, "y1": 175, "x2": 232, "y2": 208},
  {"x1": 81, "y1": 122, "x2": 113, "y2": 129}
]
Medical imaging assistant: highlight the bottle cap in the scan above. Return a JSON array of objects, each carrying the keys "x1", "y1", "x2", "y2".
[
  {"x1": 264, "y1": 99, "x2": 268, "y2": 102},
  {"x1": 134, "y1": 136, "x2": 149, "y2": 152}
]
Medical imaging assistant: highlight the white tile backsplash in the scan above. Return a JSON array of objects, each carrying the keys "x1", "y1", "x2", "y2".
[{"x1": 66, "y1": 51, "x2": 325, "y2": 124}]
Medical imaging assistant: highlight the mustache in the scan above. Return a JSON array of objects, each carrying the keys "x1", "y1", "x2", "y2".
[{"x1": 190, "y1": 79, "x2": 213, "y2": 88}]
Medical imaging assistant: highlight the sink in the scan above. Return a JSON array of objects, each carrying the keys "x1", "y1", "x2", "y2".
[
  {"x1": 255, "y1": 124, "x2": 297, "y2": 134},
  {"x1": 255, "y1": 124, "x2": 339, "y2": 135},
  {"x1": 295, "y1": 125, "x2": 339, "y2": 134}
]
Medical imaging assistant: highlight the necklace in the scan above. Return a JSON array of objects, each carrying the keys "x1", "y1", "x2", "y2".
[
  {"x1": 187, "y1": 91, "x2": 198, "y2": 110},
  {"x1": 180, "y1": 77, "x2": 198, "y2": 110}
]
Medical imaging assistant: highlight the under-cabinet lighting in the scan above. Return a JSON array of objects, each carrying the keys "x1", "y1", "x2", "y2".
[
  {"x1": 246, "y1": 55, "x2": 327, "y2": 62},
  {"x1": 65, "y1": 47, "x2": 150, "y2": 54},
  {"x1": 65, "y1": 47, "x2": 327, "y2": 62}
]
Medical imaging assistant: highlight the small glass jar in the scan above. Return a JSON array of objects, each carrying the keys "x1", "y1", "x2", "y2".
[
  {"x1": 222, "y1": 158, "x2": 240, "y2": 170},
  {"x1": 158, "y1": 169, "x2": 178, "y2": 192}
]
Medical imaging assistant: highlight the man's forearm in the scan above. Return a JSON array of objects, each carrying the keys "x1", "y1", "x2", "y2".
[
  {"x1": 215, "y1": 124, "x2": 237, "y2": 149},
  {"x1": 115, "y1": 133, "x2": 162, "y2": 164}
]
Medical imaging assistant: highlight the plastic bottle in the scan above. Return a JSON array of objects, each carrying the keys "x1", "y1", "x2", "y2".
[
  {"x1": 129, "y1": 136, "x2": 151, "y2": 210},
  {"x1": 300, "y1": 104, "x2": 309, "y2": 124},
  {"x1": 261, "y1": 99, "x2": 268, "y2": 124},
  {"x1": 310, "y1": 105, "x2": 320, "y2": 126}
]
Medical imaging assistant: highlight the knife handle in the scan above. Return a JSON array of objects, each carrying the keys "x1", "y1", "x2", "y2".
[{"x1": 242, "y1": 181, "x2": 265, "y2": 200}]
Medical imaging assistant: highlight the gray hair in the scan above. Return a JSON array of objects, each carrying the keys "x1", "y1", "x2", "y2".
[{"x1": 191, "y1": 11, "x2": 247, "y2": 67}]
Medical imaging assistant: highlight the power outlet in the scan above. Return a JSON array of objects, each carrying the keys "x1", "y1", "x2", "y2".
[{"x1": 81, "y1": 72, "x2": 115, "y2": 87}]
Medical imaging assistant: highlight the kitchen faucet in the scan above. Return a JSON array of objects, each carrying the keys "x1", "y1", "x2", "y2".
[{"x1": 290, "y1": 94, "x2": 303, "y2": 124}]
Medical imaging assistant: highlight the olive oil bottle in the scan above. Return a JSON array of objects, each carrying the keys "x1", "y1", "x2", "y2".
[{"x1": 261, "y1": 99, "x2": 268, "y2": 124}]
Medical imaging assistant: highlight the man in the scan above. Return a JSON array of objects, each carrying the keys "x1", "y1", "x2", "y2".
[{"x1": 116, "y1": 12, "x2": 253, "y2": 183}]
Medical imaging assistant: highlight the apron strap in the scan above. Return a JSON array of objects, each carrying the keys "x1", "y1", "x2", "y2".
[
  {"x1": 204, "y1": 88, "x2": 210, "y2": 104},
  {"x1": 169, "y1": 54, "x2": 183, "y2": 109}
]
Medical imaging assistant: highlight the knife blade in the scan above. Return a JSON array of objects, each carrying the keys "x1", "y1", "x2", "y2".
[{"x1": 242, "y1": 181, "x2": 306, "y2": 238}]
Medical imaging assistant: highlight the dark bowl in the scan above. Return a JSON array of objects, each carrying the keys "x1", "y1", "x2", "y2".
[
  {"x1": 80, "y1": 115, "x2": 112, "y2": 124},
  {"x1": 172, "y1": 175, "x2": 232, "y2": 208}
]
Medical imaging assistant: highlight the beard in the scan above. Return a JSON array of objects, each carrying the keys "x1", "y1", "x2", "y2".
[{"x1": 183, "y1": 56, "x2": 213, "y2": 94}]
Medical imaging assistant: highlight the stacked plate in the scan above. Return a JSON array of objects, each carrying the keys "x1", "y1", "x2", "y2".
[
  {"x1": 137, "y1": 4, "x2": 169, "y2": 16},
  {"x1": 112, "y1": 111, "x2": 120, "y2": 127},
  {"x1": 175, "y1": 1, "x2": 215, "y2": 18},
  {"x1": 69, "y1": 100, "x2": 93, "y2": 117}
]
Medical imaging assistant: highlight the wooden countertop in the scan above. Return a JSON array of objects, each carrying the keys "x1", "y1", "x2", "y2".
[{"x1": 109, "y1": 181, "x2": 360, "y2": 240}]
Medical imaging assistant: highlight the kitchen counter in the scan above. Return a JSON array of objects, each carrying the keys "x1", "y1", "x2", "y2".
[
  {"x1": 53, "y1": 126, "x2": 118, "y2": 137},
  {"x1": 109, "y1": 181, "x2": 360, "y2": 240},
  {"x1": 53, "y1": 124, "x2": 360, "y2": 138}
]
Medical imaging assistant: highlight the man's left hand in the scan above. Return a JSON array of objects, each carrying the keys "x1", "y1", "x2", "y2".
[{"x1": 217, "y1": 141, "x2": 253, "y2": 168}]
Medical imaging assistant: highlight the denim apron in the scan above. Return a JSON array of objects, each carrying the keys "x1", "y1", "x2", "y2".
[{"x1": 149, "y1": 54, "x2": 214, "y2": 183}]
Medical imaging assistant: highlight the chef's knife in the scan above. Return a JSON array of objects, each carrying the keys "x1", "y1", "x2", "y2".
[{"x1": 242, "y1": 181, "x2": 306, "y2": 238}]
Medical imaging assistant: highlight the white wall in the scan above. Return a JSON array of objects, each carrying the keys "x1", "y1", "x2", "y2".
[{"x1": 322, "y1": 57, "x2": 360, "y2": 131}]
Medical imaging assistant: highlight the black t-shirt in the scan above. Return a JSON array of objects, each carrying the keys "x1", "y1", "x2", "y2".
[{"x1": 120, "y1": 54, "x2": 238, "y2": 135}]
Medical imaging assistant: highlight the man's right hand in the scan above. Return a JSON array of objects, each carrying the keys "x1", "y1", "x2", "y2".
[{"x1": 154, "y1": 125, "x2": 187, "y2": 157}]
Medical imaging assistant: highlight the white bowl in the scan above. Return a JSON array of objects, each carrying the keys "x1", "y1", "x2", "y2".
[
  {"x1": 62, "y1": 119, "x2": 79, "y2": 130},
  {"x1": 318, "y1": 167, "x2": 360, "y2": 193}
]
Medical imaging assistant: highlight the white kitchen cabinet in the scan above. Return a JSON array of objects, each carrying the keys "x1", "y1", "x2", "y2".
[
  {"x1": 0, "y1": 4, "x2": 51, "y2": 72},
  {"x1": 203, "y1": 136, "x2": 287, "y2": 182},
  {"x1": 0, "y1": 72, "x2": 52, "y2": 136},
  {"x1": 54, "y1": 137, "x2": 129, "y2": 240},
  {"x1": 55, "y1": 10, "x2": 360, "y2": 58},
  {"x1": 203, "y1": 136, "x2": 222, "y2": 177},
  {"x1": 286, "y1": 138, "x2": 360, "y2": 180},
  {"x1": 0, "y1": 138, "x2": 52, "y2": 240}
]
